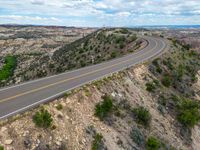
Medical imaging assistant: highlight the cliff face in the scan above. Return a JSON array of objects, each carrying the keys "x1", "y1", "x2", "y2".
[{"x1": 0, "y1": 40, "x2": 200, "y2": 150}]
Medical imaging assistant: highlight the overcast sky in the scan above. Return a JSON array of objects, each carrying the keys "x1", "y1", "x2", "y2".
[{"x1": 0, "y1": 0, "x2": 200, "y2": 27}]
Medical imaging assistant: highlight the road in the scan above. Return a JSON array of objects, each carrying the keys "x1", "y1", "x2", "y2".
[{"x1": 0, "y1": 36, "x2": 169, "y2": 120}]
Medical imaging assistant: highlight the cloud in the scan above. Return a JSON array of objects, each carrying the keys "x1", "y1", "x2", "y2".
[
  {"x1": 0, "y1": 15, "x2": 61, "y2": 25},
  {"x1": 116, "y1": 12, "x2": 131, "y2": 17},
  {"x1": 0, "y1": 15, "x2": 59, "y2": 21},
  {"x1": 31, "y1": 0, "x2": 44, "y2": 5},
  {"x1": 0, "y1": 0, "x2": 200, "y2": 26}
]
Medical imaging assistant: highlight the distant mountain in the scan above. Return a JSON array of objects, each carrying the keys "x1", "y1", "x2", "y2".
[
  {"x1": 134, "y1": 25, "x2": 200, "y2": 29},
  {"x1": 0, "y1": 24, "x2": 75, "y2": 29}
]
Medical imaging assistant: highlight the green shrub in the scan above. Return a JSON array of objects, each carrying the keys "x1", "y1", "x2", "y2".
[
  {"x1": 183, "y1": 44, "x2": 191, "y2": 50},
  {"x1": 111, "y1": 51, "x2": 117, "y2": 58},
  {"x1": 161, "y1": 75, "x2": 171, "y2": 87},
  {"x1": 80, "y1": 60, "x2": 86, "y2": 67},
  {"x1": 173, "y1": 64, "x2": 185, "y2": 81},
  {"x1": 177, "y1": 98, "x2": 200, "y2": 128},
  {"x1": 146, "y1": 80, "x2": 159, "y2": 92},
  {"x1": 0, "y1": 145, "x2": 4, "y2": 150},
  {"x1": 115, "y1": 36, "x2": 125, "y2": 44},
  {"x1": 33, "y1": 108, "x2": 53, "y2": 128},
  {"x1": 163, "y1": 59, "x2": 174, "y2": 70},
  {"x1": 64, "y1": 92, "x2": 71, "y2": 97},
  {"x1": 152, "y1": 58, "x2": 159, "y2": 66},
  {"x1": 56, "y1": 104, "x2": 63, "y2": 110},
  {"x1": 189, "y1": 50, "x2": 198, "y2": 57},
  {"x1": 130, "y1": 35, "x2": 137, "y2": 41},
  {"x1": 146, "y1": 82, "x2": 156, "y2": 92},
  {"x1": 119, "y1": 28, "x2": 129, "y2": 34},
  {"x1": 133, "y1": 107, "x2": 151, "y2": 127},
  {"x1": 156, "y1": 67, "x2": 162, "y2": 74},
  {"x1": 119, "y1": 43, "x2": 125, "y2": 49},
  {"x1": 130, "y1": 127, "x2": 145, "y2": 146},
  {"x1": 158, "y1": 95, "x2": 167, "y2": 106},
  {"x1": 95, "y1": 95, "x2": 113, "y2": 120},
  {"x1": 152, "y1": 58, "x2": 162, "y2": 73},
  {"x1": 92, "y1": 133, "x2": 103, "y2": 150},
  {"x1": 146, "y1": 137, "x2": 160, "y2": 150},
  {"x1": 0, "y1": 55, "x2": 16, "y2": 81}
]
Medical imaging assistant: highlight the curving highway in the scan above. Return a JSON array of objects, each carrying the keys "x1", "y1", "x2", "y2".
[{"x1": 0, "y1": 36, "x2": 169, "y2": 120}]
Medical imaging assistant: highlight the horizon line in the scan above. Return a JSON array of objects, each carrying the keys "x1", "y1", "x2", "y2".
[{"x1": 1, "y1": 24, "x2": 200, "y2": 28}]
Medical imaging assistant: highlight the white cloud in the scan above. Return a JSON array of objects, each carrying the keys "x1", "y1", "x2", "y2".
[
  {"x1": 0, "y1": 0, "x2": 200, "y2": 26},
  {"x1": 0, "y1": 15, "x2": 59, "y2": 21},
  {"x1": 31, "y1": 0, "x2": 45, "y2": 5},
  {"x1": 117, "y1": 12, "x2": 131, "y2": 17},
  {"x1": 0, "y1": 15, "x2": 61, "y2": 25}
]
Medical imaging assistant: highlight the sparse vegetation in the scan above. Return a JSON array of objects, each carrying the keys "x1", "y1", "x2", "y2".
[
  {"x1": 146, "y1": 82, "x2": 156, "y2": 92},
  {"x1": 56, "y1": 104, "x2": 63, "y2": 110},
  {"x1": 161, "y1": 75, "x2": 171, "y2": 87},
  {"x1": 146, "y1": 136, "x2": 160, "y2": 150},
  {"x1": 64, "y1": 92, "x2": 72, "y2": 98},
  {"x1": 118, "y1": 28, "x2": 129, "y2": 34},
  {"x1": 84, "y1": 88, "x2": 91, "y2": 97},
  {"x1": 33, "y1": 108, "x2": 53, "y2": 128},
  {"x1": 152, "y1": 58, "x2": 162, "y2": 73},
  {"x1": 148, "y1": 36, "x2": 200, "y2": 142},
  {"x1": 177, "y1": 98, "x2": 200, "y2": 128},
  {"x1": 95, "y1": 95, "x2": 113, "y2": 120},
  {"x1": 92, "y1": 133, "x2": 104, "y2": 150},
  {"x1": 133, "y1": 107, "x2": 151, "y2": 127},
  {"x1": 52, "y1": 29, "x2": 139, "y2": 76},
  {"x1": 151, "y1": 40, "x2": 200, "y2": 95},
  {"x1": 130, "y1": 127, "x2": 145, "y2": 146},
  {"x1": 110, "y1": 51, "x2": 117, "y2": 58},
  {"x1": 146, "y1": 80, "x2": 160, "y2": 92}
]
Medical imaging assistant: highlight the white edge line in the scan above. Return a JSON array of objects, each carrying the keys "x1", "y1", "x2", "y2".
[{"x1": 0, "y1": 38, "x2": 167, "y2": 120}]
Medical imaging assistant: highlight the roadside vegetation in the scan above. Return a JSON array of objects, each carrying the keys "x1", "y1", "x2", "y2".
[
  {"x1": 161, "y1": 74, "x2": 172, "y2": 87},
  {"x1": 92, "y1": 93, "x2": 173, "y2": 149},
  {"x1": 130, "y1": 126, "x2": 175, "y2": 150},
  {"x1": 0, "y1": 55, "x2": 16, "y2": 82},
  {"x1": 56, "y1": 103, "x2": 63, "y2": 110},
  {"x1": 176, "y1": 97, "x2": 200, "y2": 128},
  {"x1": 132, "y1": 106, "x2": 151, "y2": 127},
  {"x1": 147, "y1": 38, "x2": 200, "y2": 143},
  {"x1": 116, "y1": 38, "x2": 200, "y2": 148},
  {"x1": 145, "y1": 80, "x2": 160, "y2": 92},
  {"x1": 32, "y1": 108, "x2": 53, "y2": 128},
  {"x1": 95, "y1": 95, "x2": 113, "y2": 120}
]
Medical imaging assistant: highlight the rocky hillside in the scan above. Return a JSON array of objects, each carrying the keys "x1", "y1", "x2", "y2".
[
  {"x1": 0, "y1": 28, "x2": 142, "y2": 87},
  {"x1": 52, "y1": 28, "x2": 139, "y2": 73},
  {"x1": 0, "y1": 26, "x2": 96, "y2": 86},
  {"x1": 0, "y1": 38, "x2": 199, "y2": 150}
]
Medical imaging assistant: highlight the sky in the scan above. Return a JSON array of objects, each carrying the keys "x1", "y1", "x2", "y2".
[{"x1": 0, "y1": 0, "x2": 200, "y2": 27}]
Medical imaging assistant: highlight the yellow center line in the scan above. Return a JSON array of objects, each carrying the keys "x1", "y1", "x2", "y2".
[{"x1": 0, "y1": 39, "x2": 160, "y2": 104}]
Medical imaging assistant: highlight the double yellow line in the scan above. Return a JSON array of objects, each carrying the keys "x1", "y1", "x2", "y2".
[{"x1": 0, "y1": 38, "x2": 161, "y2": 104}]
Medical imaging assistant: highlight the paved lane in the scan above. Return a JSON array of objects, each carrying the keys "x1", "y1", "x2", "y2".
[{"x1": 0, "y1": 36, "x2": 169, "y2": 119}]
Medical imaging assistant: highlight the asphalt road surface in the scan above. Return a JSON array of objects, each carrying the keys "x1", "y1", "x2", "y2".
[{"x1": 0, "y1": 36, "x2": 169, "y2": 119}]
